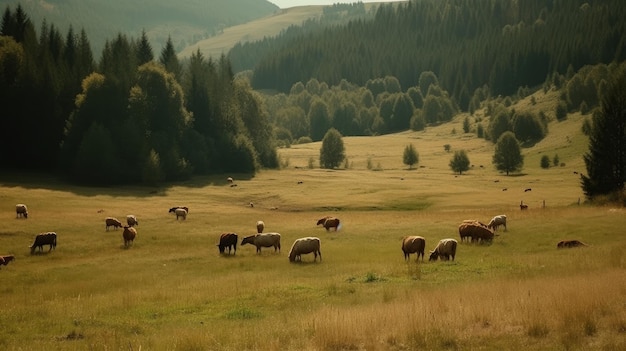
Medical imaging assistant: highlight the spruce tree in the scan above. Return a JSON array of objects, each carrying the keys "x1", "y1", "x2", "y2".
[
  {"x1": 403, "y1": 144, "x2": 419, "y2": 169},
  {"x1": 581, "y1": 66, "x2": 626, "y2": 199}
]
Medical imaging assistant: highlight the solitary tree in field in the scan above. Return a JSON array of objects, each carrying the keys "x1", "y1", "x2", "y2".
[
  {"x1": 581, "y1": 67, "x2": 626, "y2": 199},
  {"x1": 403, "y1": 144, "x2": 419, "y2": 169},
  {"x1": 449, "y1": 150, "x2": 470, "y2": 175},
  {"x1": 493, "y1": 131, "x2": 524, "y2": 175},
  {"x1": 319, "y1": 128, "x2": 345, "y2": 169}
]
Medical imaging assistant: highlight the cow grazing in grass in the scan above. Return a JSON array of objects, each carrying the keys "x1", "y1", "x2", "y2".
[
  {"x1": 288, "y1": 237, "x2": 321, "y2": 263},
  {"x1": 105, "y1": 217, "x2": 123, "y2": 231},
  {"x1": 30, "y1": 232, "x2": 57, "y2": 254},
  {"x1": 557, "y1": 240, "x2": 588, "y2": 249},
  {"x1": 241, "y1": 233, "x2": 281, "y2": 254},
  {"x1": 0, "y1": 255, "x2": 15, "y2": 268},
  {"x1": 487, "y1": 215, "x2": 507, "y2": 232},
  {"x1": 429, "y1": 238, "x2": 458, "y2": 261},
  {"x1": 217, "y1": 233, "x2": 238, "y2": 255}
]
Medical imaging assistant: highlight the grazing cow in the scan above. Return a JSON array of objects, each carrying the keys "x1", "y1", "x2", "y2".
[
  {"x1": 0, "y1": 255, "x2": 15, "y2": 268},
  {"x1": 317, "y1": 216, "x2": 340, "y2": 231},
  {"x1": 217, "y1": 233, "x2": 238, "y2": 255},
  {"x1": 524, "y1": 188, "x2": 532, "y2": 192},
  {"x1": 126, "y1": 215, "x2": 139, "y2": 227},
  {"x1": 122, "y1": 226, "x2": 137, "y2": 247},
  {"x1": 256, "y1": 220, "x2": 265, "y2": 234},
  {"x1": 487, "y1": 215, "x2": 507, "y2": 232},
  {"x1": 520, "y1": 201, "x2": 528, "y2": 210},
  {"x1": 15, "y1": 204, "x2": 28, "y2": 218},
  {"x1": 429, "y1": 238, "x2": 458, "y2": 261},
  {"x1": 241, "y1": 232, "x2": 281, "y2": 254},
  {"x1": 227, "y1": 177, "x2": 234, "y2": 184},
  {"x1": 105, "y1": 217, "x2": 123, "y2": 231},
  {"x1": 459, "y1": 222, "x2": 494, "y2": 244},
  {"x1": 30, "y1": 232, "x2": 57, "y2": 254},
  {"x1": 288, "y1": 237, "x2": 321, "y2": 263},
  {"x1": 169, "y1": 206, "x2": 189, "y2": 214},
  {"x1": 557, "y1": 240, "x2": 588, "y2": 249},
  {"x1": 174, "y1": 208, "x2": 187, "y2": 220},
  {"x1": 402, "y1": 236, "x2": 426, "y2": 261}
]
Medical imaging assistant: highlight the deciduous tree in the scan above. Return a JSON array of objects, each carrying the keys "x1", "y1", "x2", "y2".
[
  {"x1": 319, "y1": 128, "x2": 345, "y2": 169},
  {"x1": 450, "y1": 150, "x2": 470, "y2": 175},
  {"x1": 493, "y1": 131, "x2": 524, "y2": 175}
]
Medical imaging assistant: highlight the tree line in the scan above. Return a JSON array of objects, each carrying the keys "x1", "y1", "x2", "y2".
[
  {"x1": 0, "y1": 5, "x2": 277, "y2": 185},
  {"x1": 235, "y1": 0, "x2": 625, "y2": 109}
]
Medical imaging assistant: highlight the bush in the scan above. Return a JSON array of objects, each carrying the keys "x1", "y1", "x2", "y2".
[
  {"x1": 540, "y1": 155, "x2": 551, "y2": 169},
  {"x1": 297, "y1": 136, "x2": 313, "y2": 144}
]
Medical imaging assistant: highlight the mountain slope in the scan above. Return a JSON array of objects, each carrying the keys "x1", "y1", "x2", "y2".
[
  {"x1": 0, "y1": 0, "x2": 279, "y2": 56},
  {"x1": 178, "y1": 5, "x2": 325, "y2": 59}
]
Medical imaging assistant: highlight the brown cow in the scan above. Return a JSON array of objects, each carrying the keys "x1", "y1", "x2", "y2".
[
  {"x1": 0, "y1": 255, "x2": 15, "y2": 268},
  {"x1": 122, "y1": 226, "x2": 137, "y2": 247},
  {"x1": 105, "y1": 217, "x2": 123, "y2": 231},
  {"x1": 402, "y1": 236, "x2": 426, "y2": 261},
  {"x1": 557, "y1": 240, "x2": 588, "y2": 249}
]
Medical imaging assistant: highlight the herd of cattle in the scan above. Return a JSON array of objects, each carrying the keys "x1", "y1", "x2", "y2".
[{"x1": 1, "y1": 204, "x2": 588, "y2": 270}]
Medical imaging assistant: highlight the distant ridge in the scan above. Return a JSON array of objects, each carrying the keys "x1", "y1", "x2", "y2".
[{"x1": 0, "y1": 0, "x2": 279, "y2": 56}]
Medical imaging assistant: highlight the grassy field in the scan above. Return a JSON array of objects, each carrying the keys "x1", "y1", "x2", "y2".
[
  {"x1": 1, "y1": 92, "x2": 625, "y2": 350},
  {"x1": 178, "y1": 6, "x2": 325, "y2": 59}
]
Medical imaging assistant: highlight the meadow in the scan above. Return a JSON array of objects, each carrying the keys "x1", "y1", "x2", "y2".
[{"x1": 1, "y1": 93, "x2": 626, "y2": 350}]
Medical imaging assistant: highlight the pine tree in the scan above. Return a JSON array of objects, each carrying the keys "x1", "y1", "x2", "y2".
[
  {"x1": 159, "y1": 36, "x2": 181, "y2": 80},
  {"x1": 581, "y1": 66, "x2": 626, "y2": 199},
  {"x1": 403, "y1": 144, "x2": 419, "y2": 169},
  {"x1": 136, "y1": 29, "x2": 153, "y2": 65}
]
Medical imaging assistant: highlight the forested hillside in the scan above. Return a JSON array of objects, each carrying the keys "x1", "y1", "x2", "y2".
[
  {"x1": 0, "y1": 0, "x2": 279, "y2": 55},
  {"x1": 227, "y1": 3, "x2": 377, "y2": 72},
  {"x1": 0, "y1": 5, "x2": 277, "y2": 185},
  {"x1": 238, "y1": 0, "x2": 625, "y2": 108}
]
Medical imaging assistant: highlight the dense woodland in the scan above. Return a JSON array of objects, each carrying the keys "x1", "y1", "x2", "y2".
[
  {"x1": 236, "y1": 0, "x2": 625, "y2": 106},
  {"x1": 0, "y1": 5, "x2": 277, "y2": 185}
]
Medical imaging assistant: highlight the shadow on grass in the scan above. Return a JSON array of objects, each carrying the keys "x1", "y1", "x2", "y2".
[{"x1": 0, "y1": 170, "x2": 254, "y2": 197}]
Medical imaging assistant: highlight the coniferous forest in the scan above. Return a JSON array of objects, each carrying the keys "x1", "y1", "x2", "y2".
[
  {"x1": 0, "y1": 5, "x2": 277, "y2": 185},
  {"x1": 1, "y1": 0, "x2": 625, "y2": 186}
]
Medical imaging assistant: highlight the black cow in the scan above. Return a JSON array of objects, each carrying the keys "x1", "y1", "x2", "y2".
[{"x1": 30, "y1": 232, "x2": 57, "y2": 254}]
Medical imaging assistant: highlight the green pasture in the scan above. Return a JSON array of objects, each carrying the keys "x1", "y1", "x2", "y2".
[{"x1": 1, "y1": 96, "x2": 625, "y2": 350}]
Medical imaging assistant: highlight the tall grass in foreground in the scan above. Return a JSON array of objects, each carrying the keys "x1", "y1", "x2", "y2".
[{"x1": 312, "y1": 269, "x2": 626, "y2": 351}]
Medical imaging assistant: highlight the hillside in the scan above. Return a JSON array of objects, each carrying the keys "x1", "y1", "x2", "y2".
[
  {"x1": 180, "y1": 2, "x2": 384, "y2": 62},
  {"x1": 3, "y1": 85, "x2": 625, "y2": 350},
  {"x1": 0, "y1": 0, "x2": 279, "y2": 55},
  {"x1": 276, "y1": 88, "x2": 588, "y2": 211},
  {"x1": 178, "y1": 6, "x2": 325, "y2": 59}
]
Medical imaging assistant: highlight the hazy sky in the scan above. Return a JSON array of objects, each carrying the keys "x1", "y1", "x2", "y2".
[{"x1": 270, "y1": 0, "x2": 406, "y2": 9}]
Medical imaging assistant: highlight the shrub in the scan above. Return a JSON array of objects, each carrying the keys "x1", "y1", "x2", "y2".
[
  {"x1": 297, "y1": 136, "x2": 313, "y2": 144},
  {"x1": 541, "y1": 155, "x2": 551, "y2": 169},
  {"x1": 555, "y1": 100, "x2": 568, "y2": 121}
]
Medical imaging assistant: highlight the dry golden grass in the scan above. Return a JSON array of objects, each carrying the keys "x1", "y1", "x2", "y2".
[
  {"x1": 0, "y1": 92, "x2": 625, "y2": 350},
  {"x1": 178, "y1": 6, "x2": 325, "y2": 59}
]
